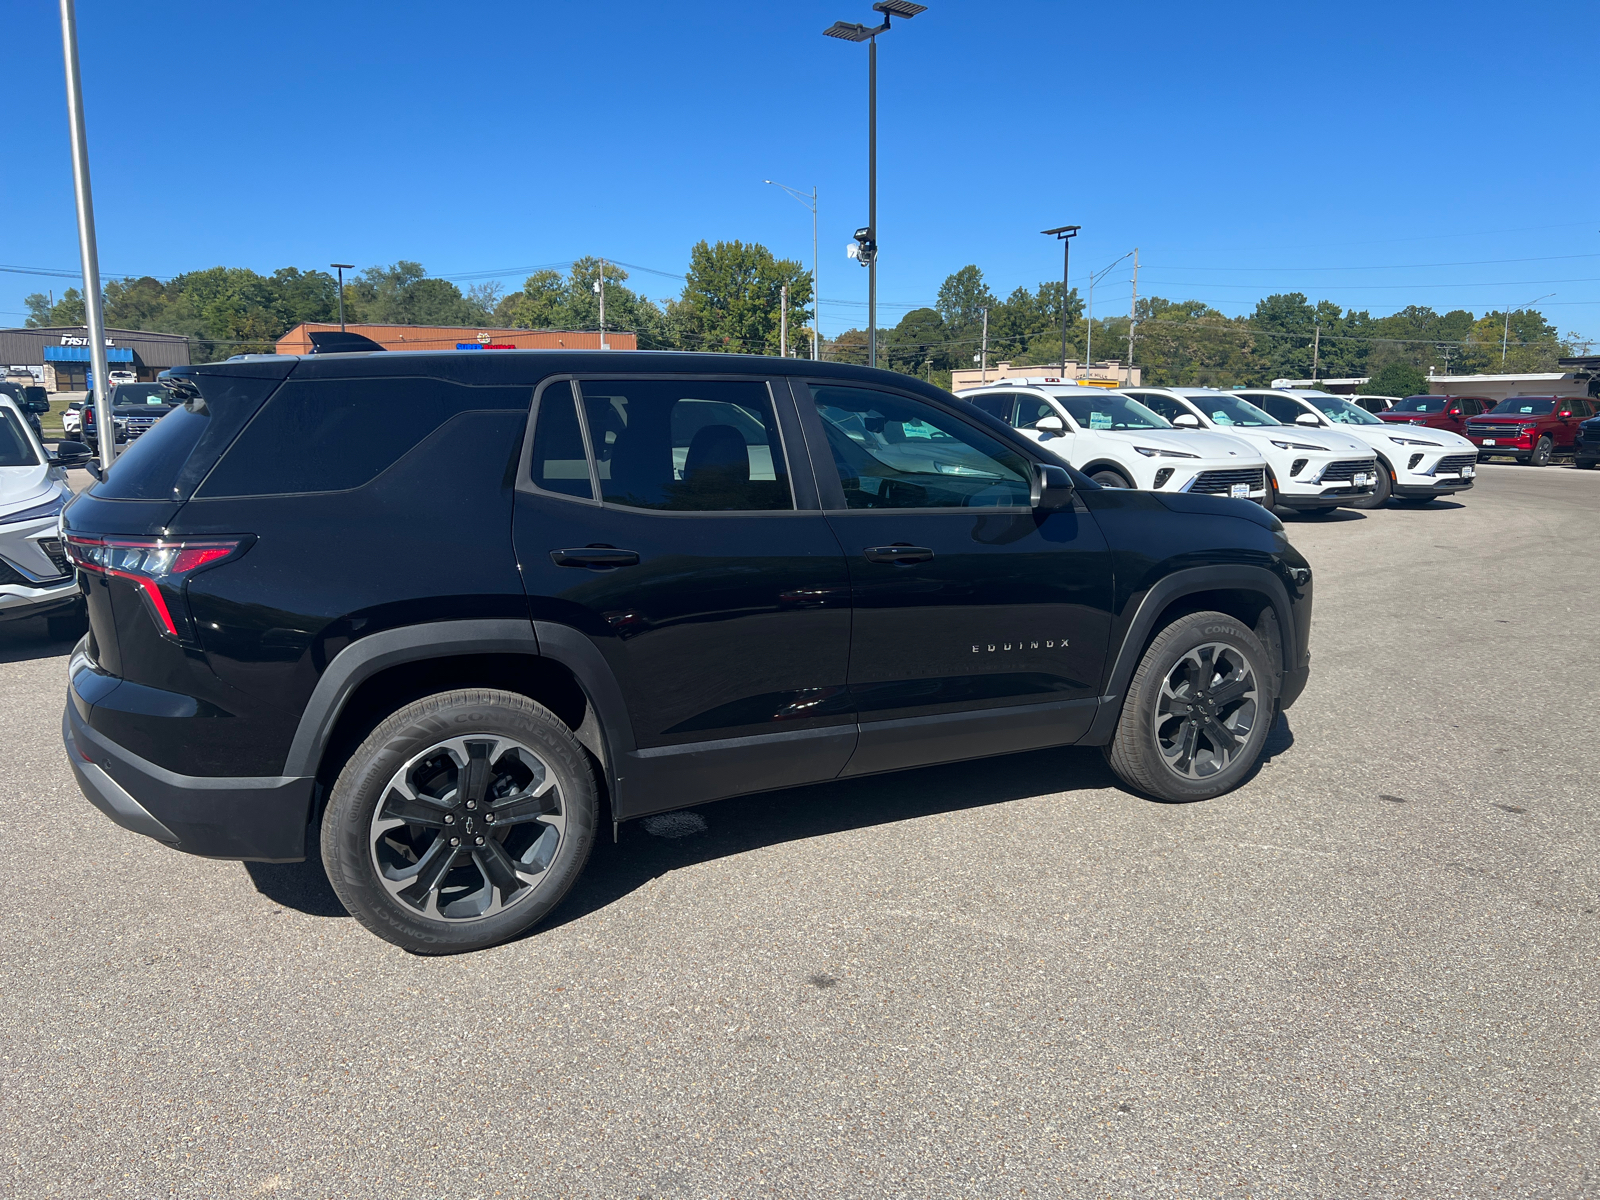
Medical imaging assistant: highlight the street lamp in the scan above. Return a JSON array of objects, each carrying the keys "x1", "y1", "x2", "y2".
[
  {"x1": 764, "y1": 180, "x2": 819, "y2": 359},
  {"x1": 1041, "y1": 225, "x2": 1079, "y2": 374},
  {"x1": 824, "y1": 0, "x2": 927, "y2": 370},
  {"x1": 1502, "y1": 292, "x2": 1555, "y2": 366},
  {"x1": 330, "y1": 264, "x2": 353, "y2": 331},
  {"x1": 1085, "y1": 250, "x2": 1134, "y2": 376}
]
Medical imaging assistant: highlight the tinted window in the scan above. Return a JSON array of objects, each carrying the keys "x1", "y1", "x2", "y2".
[
  {"x1": 812, "y1": 385, "x2": 1032, "y2": 510},
  {"x1": 0, "y1": 409, "x2": 39, "y2": 467},
  {"x1": 1393, "y1": 396, "x2": 1446, "y2": 413},
  {"x1": 967, "y1": 393, "x2": 1014, "y2": 422},
  {"x1": 1014, "y1": 396, "x2": 1060, "y2": 429},
  {"x1": 201, "y1": 377, "x2": 514, "y2": 498},
  {"x1": 111, "y1": 384, "x2": 170, "y2": 407},
  {"x1": 577, "y1": 379, "x2": 791, "y2": 512},
  {"x1": 529, "y1": 381, "x2": 592, "y2": 499},
  {"x1": 1134, "y1": 394, "x2": 1185, "y2": 422},
  {"x1": 1490, "y1": 398, "x2": 1556, "y2": 415},
  {"x1": 1050, "y1": 393, "x2": 1170, "y2": 430},
  {"x1": 1250, "y1": 394, "x2": 1305, "y2": 424},
  {"x1": 93, "y1": 372, "x2": 284, "y2": 502}
]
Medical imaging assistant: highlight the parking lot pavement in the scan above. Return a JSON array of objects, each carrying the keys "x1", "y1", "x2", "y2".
[{"x1": 2, "y1": 464, "x2": 1595, "y2": 1200}]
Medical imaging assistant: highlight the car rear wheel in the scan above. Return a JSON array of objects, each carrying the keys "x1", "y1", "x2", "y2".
[
  {"x1": 1103, "y1": 611, "x2": 1276, "y2": 803},
  {"x1": 321, "y1": 688, "x2": 598, "y2": 954},
  {"x1": 1530, "y1": 436, "x2": 1553, "y2": 467},
  {"x1": 1090, "y1": 468, "x2": 1132, "y2": 489},
  {"x1": 1346, "y1": 462, "x2": 1392, "y2": 509}
]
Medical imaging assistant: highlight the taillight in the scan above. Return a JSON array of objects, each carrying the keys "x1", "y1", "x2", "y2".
[{"x1": 65, "y1": 534, "x2": 251, "y2": 642}]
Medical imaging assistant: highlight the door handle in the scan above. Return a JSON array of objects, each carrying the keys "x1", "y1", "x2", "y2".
[
  {"x1": 550, "y1": 547, "x2": 640, "y2": 569},
  {"x1": 862, "y1": 544, "x2": 934, "y2": 565}
]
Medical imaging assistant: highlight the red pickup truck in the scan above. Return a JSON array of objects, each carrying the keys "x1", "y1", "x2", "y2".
[
  {"x1": 1377, "y1": 394, "x2": 1496, "y2": 438},
  {"x1": 1464, "y1": 395, "x2": 1598, "y2": 466}
]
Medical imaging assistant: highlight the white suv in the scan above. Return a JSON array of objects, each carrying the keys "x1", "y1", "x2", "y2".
[
  {"x1": 1121, "y1": 388, "x2": 1380, "y2": 515},
  {"x1": 1236, "y1": 389, "x2": 1477, "y2": 508},
  {"x1": 0, "y1": 395, "x2": 89, "y2": 638},
  {"x1": 958, "y1": 382, "x2": 1270, "y2": 501}
]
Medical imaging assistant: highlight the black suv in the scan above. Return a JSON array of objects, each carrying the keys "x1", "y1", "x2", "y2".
[{"x1": 62, "y1": 352, "x2": 1312, "y2": 953}]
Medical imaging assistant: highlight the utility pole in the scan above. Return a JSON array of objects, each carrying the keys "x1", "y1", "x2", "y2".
[
  {"x1": 763, "y1": 181, "x2": 820, "y2": 358},
  {"x1": 331, "y1": 263, "x2": 353, "y2": 331},
  {"x1": 1311, "y1": 315, "x2": 1321, "y2": 381},
  {"x1": 595, "y1": 259, "x2": 607, "y2": 349},
  {"x1": 1127, "y1": 248, "x2": 1139, "y2": 376},
  {"x1": 980, "y1": 306, "x2": 989, "y2": 383},
  {"x1": 58, "y1": 0, "x2": 114, "y2": 466},
  {"x1": 781, "y1": 283, "x2": 788, "y2": 357}
]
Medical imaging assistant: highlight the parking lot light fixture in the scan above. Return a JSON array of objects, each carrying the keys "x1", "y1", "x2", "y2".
[
  {"x1": 1041, "y1": 225, "x2": 1080, "y2": 374},
  {"x1": 330, "y1": 264, "x2": 354, "y2": 331},
  {"x1": 825, "y1": 1, "x2": 927, "y2": 369}
]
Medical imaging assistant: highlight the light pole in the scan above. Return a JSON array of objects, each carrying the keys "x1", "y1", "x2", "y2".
[
  {"x1": 1041, "y1": 225, "x2": 1079, "y2": 374},
  {"x1": 58, "y1": 0, "x2": 114, "y2": 466},
  {"x1": 1085, "y1": 250, "x2": 1134, "y2": 376},
  {"x1": 979, "y1": 305, "x2": 988, "y2": 382},
  {"x1": 825, "y1": 0, "x2": 927, "y2": 371},
  {"x1": 765, "y1": 180, "x2": 819, "y2": 359},
  {"x1": 1502, "y1": 292, "x2": 1555, "y2": 366},
  {"x1": 331, "y1": 263, "x2": 353, "y2": 331}
]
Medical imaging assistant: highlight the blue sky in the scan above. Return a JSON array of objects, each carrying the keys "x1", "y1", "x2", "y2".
[{"x1": 6, "y1": 0, "x2": 1597, "y2": 344}]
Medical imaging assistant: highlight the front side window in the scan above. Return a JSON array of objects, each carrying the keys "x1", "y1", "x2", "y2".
[
  {"x1": 0, "y1": 408, "x2": 40, "y2": 467},
  {"x1": 578, "y1": 379, "x2": 792, "y2": 512},
  {"x1": 1250, "y1": 394, "x2": 1306, "y2": 425},
  {"x1": 1132, "y1": 393, "x2": 1185, "y2": 423},
  {"x1": 1307, "y1": 395, "x2": 1383, "y2": 425},
  {"x1": 1049, "y1": 393, "x2": 1170, "y2": 431},
  {"x1": 811, "y1": 385, "x2": 1033, "y2": 510},
  {"x1": 1014, "y1": 396, "x2": 1062, "y2": 430}
]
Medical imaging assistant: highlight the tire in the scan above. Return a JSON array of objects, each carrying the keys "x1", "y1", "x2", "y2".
[
  {"x1": 1346, "y1": 461, "x2": 1392, "y2": 509},
  {"x1": 1090, "y1": 468, "x2": 1132, "y2": 489},
  {"x1": 1103, "y1": 611, "x2": 1276, "y2": 803},
  {"x1": 1262, "y1": 475, "x2": 1280, "y2": 512},
  {"x1": 321, "y1": 688, "x2": 598, "y2": 954},
  {"x1": 1529, "y1": 436, "x2": 1553, "y2": 467}
]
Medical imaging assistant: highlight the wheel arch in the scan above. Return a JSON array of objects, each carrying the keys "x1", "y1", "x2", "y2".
[
  {"x1": 1083, "y1": 566, "x2": 1299, "y2": 745},
  {"x1": 1080, "y1": 458, "x2": 1136, "y2": 486}
]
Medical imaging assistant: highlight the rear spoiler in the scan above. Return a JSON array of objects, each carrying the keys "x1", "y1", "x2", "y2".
[{"x1": 308, "y1": 330, "x2": 387, "y2": 354}]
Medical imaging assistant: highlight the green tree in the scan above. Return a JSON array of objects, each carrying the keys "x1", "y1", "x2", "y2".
[
  {"x1": 26, "y1": 288, "x2": 87, "y2": 327},
  {"x1": 676, "y1": 240, "x2": 812, "y2": 355},
  {"x1": 884, "y1": 307, "x2": 951, "y2": 379},
  {"x1": 346, "y1": 261, "x2": 485, "y2": 327},
  {"x1": 1130, "y1": 297, "x2": 1260, "y2": 386},
  {"x1": 1364, "y1": 362, "x2": 1428, "y2": 398}
]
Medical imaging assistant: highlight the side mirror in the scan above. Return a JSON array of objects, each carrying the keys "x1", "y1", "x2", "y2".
[
  {"x1": 1172, "y1": 413, "x2": 1202, "y2": 428},
  {"x1": 1295, "y1": 412, "x2": 1322, "y2": 426},
  {"x1": 52, "y1": 440, "x2": 93, "y2": 469},
  {"x1": 1033, "y1": 463, "x2": 1075, "y2": 511},
  {"x1": 1034, "y1": 414, "x2": 1066, "y2": 435},
  {"x1": 1559, "y1": 410, "x2": 1572, "y2": 419},
  {"x1": 24, "y1": 398, "x2": 51, "y2": 414}
]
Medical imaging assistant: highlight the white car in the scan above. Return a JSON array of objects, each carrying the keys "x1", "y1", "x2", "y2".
[
  {"x1": 61, "y1": 400, "x2": 84, "y2": 438},
  {"x1": 1236, "y1": 389, "x2": 1478, "y2": 508},
  {"x1": 958, "y1": 381, "x2": 1271, "y2": 502},
  {"x1": 1123, "y1": 388, "x2": 1380, "y2": 514},
  {"x1": 0, "y1": 395, "x2": 89, "y2": 638}
]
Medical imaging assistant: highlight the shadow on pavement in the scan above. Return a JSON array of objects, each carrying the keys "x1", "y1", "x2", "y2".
[
  {"x1": 1275, "y1": 507, "x2": 1366, "y2": 523},
  {"x1": 547, "y1": 743, "x2": 1123, "y2": 933},
  {"x1": 244, "y1": 854, "x2": 348, "y2": 918},
  {"x1": 0, "y1": 615, "x2": 84, "y2": 665}
]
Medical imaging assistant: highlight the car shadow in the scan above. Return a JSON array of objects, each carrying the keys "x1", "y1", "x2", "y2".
[
  {"x1": 0, "y1": 615, "x2": 84, "y2": 665},
  {"x1": 243, "y1": 854, "x2": 349, "y2": 918},
  {"x1": 1274, "y1": 507, "x2": 1366, "y2": 523},
  {"x1": 1388, "y1": 498, "x2": 1466, "y2": 510}
]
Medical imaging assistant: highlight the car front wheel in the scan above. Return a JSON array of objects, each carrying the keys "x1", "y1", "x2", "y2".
[
  {"x1": 1530, "y1": 435, "x2": 1553, "y2": 467},
  {"x1": 1103, "y1": 611, "x2": 1276, "y2": 803},
  {"x1": 1090, "y1": 468, "x2": 1132, "y2": 489},
  {"x1": 322, "y1": 688, "x2": 598, "y2": 954}
]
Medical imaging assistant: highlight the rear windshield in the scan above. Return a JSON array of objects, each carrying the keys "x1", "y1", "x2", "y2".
[
  {"x1": 0, "y1": 409, "x2": 40, "y2": 467},
  {"x1": 1392, "y1": 396, "x2": 1445, "y2": 413},
  {"x1": 91, "y1": 372, "x2": 284, "y2": 502},
  {"x1": 1052, "y1": 393, "x2": 1171, "y2": 431},
  {"x1": 1490, "y1": 398, "x2": 1555, "y2": 415}
]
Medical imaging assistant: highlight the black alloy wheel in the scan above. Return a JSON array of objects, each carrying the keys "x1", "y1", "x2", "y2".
[
  {"x1": 1104, "y1": 611, "x2": 1275, "y2": 803},
  {"x1": 1090, "y1": 468, "x2": 1132, "y2": 489},
  {"x1": 322, "y1": 689, "x2": 597, "y2": 954},
  {"x1": 1530, "y1": 435, "x2": 1553, "y2": 467}
]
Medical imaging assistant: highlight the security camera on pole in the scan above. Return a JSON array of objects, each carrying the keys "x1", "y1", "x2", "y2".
[{"x1": 825, "y1": 0, "x2": 928, "y2": 371}]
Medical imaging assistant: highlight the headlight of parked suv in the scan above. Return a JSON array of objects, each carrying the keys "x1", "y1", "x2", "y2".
[
  {"x1": 0, "y1": 491, "x2": 67, "y2": 527},
  {"x1": 1269, "y1": 439, "x2": 1326, "y2": 451},
  {"x1": 1133, "y1": 446, "x2": 1200, "y2": 458},
  {"x1": 1387, "y1": 436, "x2": 1441, "y2": 446}
]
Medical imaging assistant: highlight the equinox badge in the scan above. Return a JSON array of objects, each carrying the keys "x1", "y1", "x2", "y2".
[{"x1": 973, "y1": 639, "x2": 1068, "y2": 652}]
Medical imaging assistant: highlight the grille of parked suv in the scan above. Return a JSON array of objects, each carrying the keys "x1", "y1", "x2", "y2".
[
  {"x1": 1188, "y1": 467, "x2": 1265, "y2": 495},
  {"x1": 1433, "y1": 454, "x2": 1478, "y2": 476},
  {"x1": 124, "y1": 415, "x2": 160, "y2": 439},
  {"x1": 1319, "y1": 459, "x2": 1377, "y2": 483},
  {"x1": 1466, "y1": 422, "x2": 1520, "y2": 437}
]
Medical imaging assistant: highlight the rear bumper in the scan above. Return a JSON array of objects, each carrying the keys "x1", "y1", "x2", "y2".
[{"x1": 64, "y1": 696, "x2": 314, "y2": 862}]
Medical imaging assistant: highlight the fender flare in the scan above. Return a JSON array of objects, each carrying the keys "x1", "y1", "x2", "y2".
[{"x1": 1083, "y1": 564, "x2": 1299, "y2": 745}]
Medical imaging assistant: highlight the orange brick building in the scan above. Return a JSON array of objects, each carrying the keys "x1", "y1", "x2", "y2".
[{"x1": 275, "y1": 323, "x2": 637, "y2": 355}]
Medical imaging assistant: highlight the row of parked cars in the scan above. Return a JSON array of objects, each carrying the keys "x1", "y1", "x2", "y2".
[{"x1": 1354, "y1": 392, "x2": 1599, "y2": 468}]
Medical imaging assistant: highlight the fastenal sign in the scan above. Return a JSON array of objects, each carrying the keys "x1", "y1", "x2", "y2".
[{"x1": 59, "y1": 336, "x2": 116, "y2": 347}]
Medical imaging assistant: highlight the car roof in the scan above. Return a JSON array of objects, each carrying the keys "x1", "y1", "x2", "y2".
[{"x1": 958, "y1": 381, "x2": 1127, "y2": 397}]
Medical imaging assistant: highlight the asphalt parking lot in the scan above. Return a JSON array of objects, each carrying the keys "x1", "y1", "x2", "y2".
[{"x1": 2, "y1": 464, "x2": 1595, "y2": 1200}]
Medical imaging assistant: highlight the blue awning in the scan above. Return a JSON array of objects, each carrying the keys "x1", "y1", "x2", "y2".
[{"x1": 45, "y1": 345, "x2": 134, "y2": 362}]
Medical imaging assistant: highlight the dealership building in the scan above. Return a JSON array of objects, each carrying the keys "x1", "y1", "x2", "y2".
[{"x1": 0, "y1": 326, "x2": 191, "y2": 391}]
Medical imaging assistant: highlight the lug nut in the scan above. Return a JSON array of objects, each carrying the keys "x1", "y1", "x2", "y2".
[
  {"x1": 450, "y1": 837, "x2": 460, "y2": 846},
  {"x1": 444, "y1": 815, "x2": 455, "y2": 825},
  {"x1": 484, "y1": 812, "x2": 495, "y2": 824},
  {"x1": 466, "y1": 800, "x2": 477, "y2": 810},
  {"x1": 474, "y1": 836, "x2": 485, "y2": 846}
]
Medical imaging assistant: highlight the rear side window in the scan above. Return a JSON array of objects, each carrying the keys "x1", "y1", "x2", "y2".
[
  {"x1": 529, "y1": 382, "x2": 593, "y2": 499},
  {"x1": 92, "y1": 372, "x2": 283, "y2": 502},
  {"x1": 199, "y1": 377, "x2": 519, "y2": 497},
  {"x1": 0, "y1": 409, "x2": 39, "y2": 467}
]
